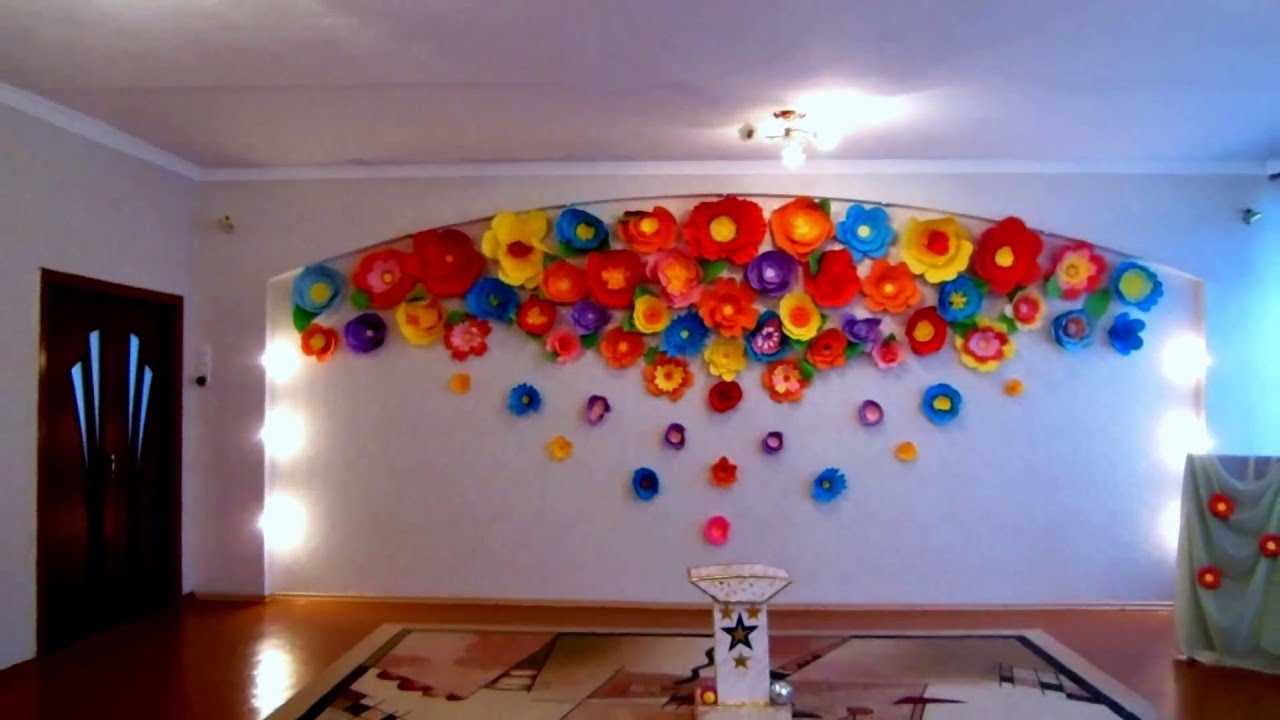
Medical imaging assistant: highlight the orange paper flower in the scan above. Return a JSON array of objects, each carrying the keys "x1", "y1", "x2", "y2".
[
  {"x1": 585, "y1": 249, "x2": 645, "y2": 309},
  {"x1": 710, "y1": 456, "x2": 738, "y2": 487},
  {"x1": 770, "y1": 197, "x2": 834, "y2": 261},
  {"x1": 447, "y1": 372, "x2": 471, "y2": 394},
  {"x1": 541, "y1": 259, "x2": 588, "y2": 304},
  {"x1": 761, "y1": 358, "x2": 809, "y2": 403},
  {"x1": 516, "y1": 296, "x2": 556, "y2": 336},
  {"x1": 599, "y1": 326, "x2": 646, "y2": 369},
  {"x1": 862, "y1": 260, "x2": 922, "y2": 314},
  {"x1": 618, "y1": 206, "x2": 679, "y2": 254},
  {"x1": 300, "y1": 324, "x2": 340, "y2": 362},
  {"x1": 806, "y1": 327, "x2": 848, "y2": 370},
  {"x1": 644, "y1": 352, "x2": 694, "y2": 401},
  {"x1": 696, "y1": 278, "x2": 760, "y2": 337},
  {"x1": 683, "y1": 196, "x2": 766, "y2": 265}
]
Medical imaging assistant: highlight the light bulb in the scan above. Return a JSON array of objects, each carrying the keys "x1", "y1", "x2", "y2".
[
  {"x1": 1156, "y1": 408, "x2": 1212, "y2": 472},
  {"x1": 780, "y1": 139, "x2": 806, "y2": 170},
  {"x1": 260, "y1": 340, "x2": 301, "y2": 383},
  {"x1": 1161, "y1": 332, "x2": 1210, "y2": 387},
  {"x1": 259, "y1": 492, "x2": 307, "y2": 553},
  {"x1": 260, "y1": 407, "x2": 305, "y2": 460}
]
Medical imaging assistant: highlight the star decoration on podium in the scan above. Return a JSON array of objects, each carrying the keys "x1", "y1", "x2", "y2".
[
  {"x1": 719, "y1": 605, "x2": 735, "y2": 621},
  {"x1": 721, "y1": 614, "x2": 758, "y2": 652},
  {"x1": 732, "y1": 652, "x2": 751, "y2": 669},
  {"x1": 746, "y1": 605, "x2": 761, "y2": 620}
]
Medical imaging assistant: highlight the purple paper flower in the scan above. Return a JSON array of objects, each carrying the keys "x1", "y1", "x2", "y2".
[
  {"x1": 744, "y1": 250, "x2": 798, "y2": 296},
  {"x1": 570, "y1": 299, "x2": 611, "y2": 335},
  {"x1": 664, "y1": 422, "x2": 686, "y2": 450},
  {"x1": 762, "y1": 431, "x2": 784, "y2": 455},
  {"x1": 344, "y1": 312, "x2": 387, "y2": 354},
  {"x1": 858, "y1": 400, "x2": 884, "y2": 427},
  {"x1": 842, "y1": 314, "x2": 883, "y2": 346},
  {"x1": 745, "y1": 311, "x2": 787, "y2": 362},
  {"x1": 584, "y1": 395, "x2": 611, "y2": 425}
]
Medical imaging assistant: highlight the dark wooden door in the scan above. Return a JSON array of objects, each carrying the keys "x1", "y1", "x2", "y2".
[{"x1": 37, "y1": 269, "x2": 182, "y2": 654}]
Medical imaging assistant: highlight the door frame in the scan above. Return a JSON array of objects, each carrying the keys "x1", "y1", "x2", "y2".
[{"x1": 36, "y1": 268, "x2": 184, "y2": 655}]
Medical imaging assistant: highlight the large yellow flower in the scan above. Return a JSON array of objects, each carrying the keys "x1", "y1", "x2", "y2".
[
  {"x1": 481, "y1": 210, "x2": 549, "y2": 288},
  {"x1": 900, "y1": 216, "x2": 974, "y2": 284},
  {"x1": 703, "y1": 336, "x2": 747, "y2": 381},
  {"x1": 395, "y1": 296, "x2": 445, "y2": 346},
  {"x1": 778, "y1": 290, "x2": 822, "y2": 341},
  {"x1": 632, "y1": 294, "x2": 672, "y2": 334}
]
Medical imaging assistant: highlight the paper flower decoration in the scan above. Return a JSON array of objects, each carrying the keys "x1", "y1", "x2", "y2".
[
  {"x1": 407, "y1": 228, "x2": 485, "y2": 298},
  {"x1": 803, "y1": 248, "x2": 862, "y2": 308},
  {"x1": 516, "y1": 296, "x2": 556, "y2": 337},
  {"x1": 585, "y1": 249, "x2": 645, "y2": 309},
  {"x1": 541, "y1": 259, "x2": 588, "y2": 304},
  {"x1": 1107, "y1": 312, "x2": 1146, "y2": 355},
  {"x1": 1052, "y1": 309, "x2": 1095, "y2": 351},
  {"x1": 937, "y1": 275, "x2": 982, "y2": 324},
  {"x1": 344, "y1": 312, "x2": 388, "y2": 354},
  {"x1": 1003, "y1": 378, "x2": 1024, "y2": 397},
  {"x1": 617, "y1": 206, "x2": 678, "y2": 254},
  {"x1": 862, "y1": 260, "x2": 922, "y2": 314},
  {"x1": 1196, "y1": 565, "x2": 1222, "y2": 590},
  {"x1": 599, "y1": 326, "x2": 646, "y2": 369},
  {"x1": 704, "y1": 336, "x2": 747, "y2": 381},
  {"x1": 300, "y1": 324, "x2": 340, "y2": 362},
  {"x1": 570, "y1": 299, "x2": 612, "y2": 335},
  {"x1": 292, "y1": 264, "x2": 345, "y2": 315},
  {"x1": 395, "y1": 296, "x2": 446, "y2": 346},
  {"x1": 544, "y1": 327, "x2": 583, "y2": 363},
  {"x1": 746, "y1": 311, "x2": 789, "y2": 362},
  {"x1": 664, "y1": 422, "x2": 686, "y2": 449},
  {"x1": 921, "y1": 383, "x2": 962, "y2": 425},
  {"x1": 858, "y1": 400, "x2": 884, "y2": 426},
  {"x1": 971, "y1": 217, "x2": 1043, "y2": 295},
  {"x1": 745, "y1": 250, "x2": 798, "y2": 297},
  {"x1": 1111, "y1": 261, "x2": 1163, "y2": 311},
  {"x1": 684, "y1": 196, "x2": 767, "y2": 265},
  {"x1": 708, "y1": 380, "x2": 743, "y2": 413},
  {"x1": 1261, "y1": 534, "x2": 1280, "y2": 559},
  {"x1": 806, "y1": 328, "x2": 848, "y2": 370},
  {"x1": 546, "y1": 435, "x2": 573, "y2": 462},
  {"x1": 710, "y1": 456, "x2": 738, "y2": 487},
  {"x1": 697, "y1": 278, "x2": 759, "y2": 337},
  {"x1": 1207, "y1": 493, "x2": 1235, "y2": 521},
  {"x1": 906, "y1": 307, "x2": 948, "y2": 356},
  {"x1": 762, "y1": 431, "x2": 784, "y2": 454},
  {"x1": 1047, "y1": 241, "x2": 1107, "y2": 300},
  {"x1": 353, "y1": 248, "x2": 416, "y2": 309},
  {"x1": 811, "y1": 468, "x2": 847, "y2": 504},
  {"x1": 955, "y1": 317, "x2": 1016, "y2": 372},
  {"x1": 646, "y1": 249, "x2": 704, "y2": 307},
  {"x1": 444, "y1": 317, "x2": 492, "y2": 361},
  {"x1": 644, "y1": 353, "x2": 694, "y2": 401},
  {"x1": 584, "y1": 394, "x2": 611, "y2": 425},
  {"x1": 662, "y1": 311, "x2": 710, "y2": 357},
  {"x1": 448, "y1": 372, "x2": 471, "y2": 394},
  {"x1": 872, "y1": 335, "x2": 904, "y2": 369},
  {"x1": 481, "y1": 210, "x2": 548, "y2": 288},
  {"x1": 1003, "y1": 288, "x2": 1046, "y2": 331},
  {"x1": 900, "y1": 216, "x2": 974, "y2": 284},
  {"x1": 836, "y1": 204, "x2": 895, "y2": 261},
  {"x1": 778, "y1": 290, "x2": 823, "y2": 341},
  {"x1": 894, "y1": 441, "x2": 918, "y2": 462},
  {"x1": 770, "y1": 197, "x2": 834, "y2": 260},
  {"x1": 632, "y1": 467, "x2": 660, "y2": 501},
  {"x1": 555, "y1": 207, "x2": 609, "y2": 253},
  {"x1": 842, "y1": 314, "x2": 883, "y2": 347},
  {"x1": 465, "y1": 276, "x2": 520, "y2": 323},
  {"x1": 507, "y1": 383, "x2": 542, "y2": 416},
  {"x1": 703, "y1": 515, "x2": 731, "y2": 546},
  {"x1": 632, "y1": 295, "x2": 672, "y2": 334},
  {"x1": 762, "y1": 358, "x2": 808, "y2": 403}
]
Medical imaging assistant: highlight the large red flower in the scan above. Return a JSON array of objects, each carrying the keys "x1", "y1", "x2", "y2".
[
  {"x1": 683, "y1": 197, "x2": 766, "y2": 265},
  {"x1": 585, "y1": 250, "x2": 645, "y2": 309},
  {"x1": 806, "y1": 328, "x2": 848, "y2": 370},
  {"x1": 541, "y1": 259, "x2": 588, "y2": 304},
  {"x1": 407, "y1": 228, "x2": 486, "y2": 298},
  {"x1": 516, "y1": 296, "x2": 556, "y2": 336},
  {"x1": 697, "y1": 278, "x2": 759, "y2": 337},
  {"x1": 803, "y1": 248, "x2": 861, "y2": 308},
  {"x1": 353, "y1": 248, "x2": 417, "y2": 309},
  {"x1": 599, "y1": 326, "x2": 646, "y2": 369},
  {"x1": 618, "y1": 206, "x2": 679, "y2": 254},
  {"x1": 708, "y1": 380, "x2": 743, "y2": 413},
  {"x1": 972, "y1": 217, "x2": 1043, "y2": 295},
  {"x1": 905, "y1": 307, "x2": 948, "y2": 356}
]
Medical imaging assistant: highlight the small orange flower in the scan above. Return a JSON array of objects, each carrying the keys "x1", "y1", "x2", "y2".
[
  {"x1": 617, "y1": 206, "x2": 679, "y2": 253},
  {"x1": 770, "y1": 197, "x2": 834, "y2": 261},
  {"x1": 300, "y1": 324, "x2": 340, "y2": 362},
  {"x1": 697, "y1": 278, "x2": 759, "y2": 337},
  {"x1": 761, "y1": 358, "x2": 808, "y2": 403},
  {"x1": 710, "y1": 456, "x2": 738, "y2": 487},
  {"x1": 541, "y1": 259, "x2": 588, "y2": 304},
  {"x1": 447, "y1": 372, "x2": 471, "y2": 394},
  {"x1": 599, "y1": 326, "x2": 646, "y2": 369},
  {"x1": 644, "y1": 352, "x2": 694, "y2": 402},
  {"x1": 894, "y1": 441, "x2": 918, "y2": 462},
  {"x1": 1003, "y1": 378, "x2": 1024, "y2": 397},
  {"x1": 862, "y1": 260, "x2": 922, "y2": 314}
]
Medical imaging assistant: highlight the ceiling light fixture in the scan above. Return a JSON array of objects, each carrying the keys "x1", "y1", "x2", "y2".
[{"x1": 740, "y1": 109, "x2": 833, "y2": 170}]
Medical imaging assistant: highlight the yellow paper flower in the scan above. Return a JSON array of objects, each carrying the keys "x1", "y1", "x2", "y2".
[
  {"x1": 395, "y1": 296, "x2": 445, "y2": 346},
  {"x1": 546, "y1": 435, "x2": 573, "y2": 462},
  {"x1": 900, "y1": 216, "x2": 974, "y2": 283},
  {"x1": 955, "y1": 317, "x2": 1016, "y2": 373},
  {"x1": 447, "y1": 372, "x2": 471, "y2": 395},
  {"x1": 894, "y1": 441, "x2": 918, "y2": 462},
  {"x1": 632, "y1": 294, "x2": 672, "y2": 334},
  {"x1": 703, "y1": 336, "x2": 747, "y2": 381},
  {"x1": 481, "y1": 210, "x2": 549, "y2": 288},
  {"x1": 778, "y1": 290, "x2": 822, "y2": 341},
  {"x1": 1003, "y1": 378, "x2": 1024, "y2": 397}
]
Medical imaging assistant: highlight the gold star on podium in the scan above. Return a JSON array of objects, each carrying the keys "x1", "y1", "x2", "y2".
[
  {"x1": 733, "y1": 652, "x2": 750, "y2": 669},
  {"x1": 745, "y1": 605, "x2": 761, "y2": 620},
  {"x1": 719, "y1": 605, "x2": 735, "y2": 621}
]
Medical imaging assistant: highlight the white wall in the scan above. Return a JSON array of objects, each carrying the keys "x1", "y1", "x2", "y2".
[{"x1": 0, "y1": 104, "x2": 199, "y2": 668}]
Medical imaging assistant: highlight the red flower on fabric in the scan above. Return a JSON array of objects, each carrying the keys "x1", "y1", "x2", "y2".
[
  {"x1": 683, "y1": 197, "x2": 766, "y2": 265},
  {"x1": 541, "y1": 259, "x2": 588, "y2": 305},
  {"x1": 697, "y1": 278, "x2": 759, "y2": 337},
  {"x1": 1261, "y1": 534, "x2": 1280, "y2": 559},
  {"x1": 708, "y1": 380, "x2": 743, "y2": 413},
  {"x1": 972, "y1": 217, "x2": 1043, "y2": 295},
  {"x1": 599, "y1": 326, "x2": 646, "y2": 369},
  {"x1": 353, "y1": 248, "x2": 417, "y2": 309},
  {"x1": 1207, "y1": 493, "x2": 1235, "y2": 521},
  {"x1": 617, "y1": 206, "x2": 679, "y2": 254},
  {"x1": 516, "y1": 296, "x2": 556, "y2": 337},
  {"x1": 585, "y1": 249, "x2": 645, "y2": 309},
  {"x1": 806, "y1": 327, "x2": 848, "y2": 370},
  {"x1": 407, "y1": 228, "x2": 486, "y2": 298},
  {"x1": 443, "y1": 317, "x2": 491, "y2": 361},
  {"x1": 803, "y1": 248, "x2": 861, "y2": 308},
  {"x1": 710, "y1": 456, "x2": 738, "y2": 487},
  {"x1": 1196, "y1": 565, "x2": 1222, "y2": 590},
  {"x1": 905, "y1": 307, "x2": 948, "y2": 356}
]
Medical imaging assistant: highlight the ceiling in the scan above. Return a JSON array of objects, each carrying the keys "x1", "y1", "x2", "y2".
[{"x1": 1, "y1": 0, "x2": 1277, "y2": 169}]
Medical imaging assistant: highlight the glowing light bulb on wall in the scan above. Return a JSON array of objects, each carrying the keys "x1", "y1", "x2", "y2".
[
  {"x1": 260, "y1": 407, "x2": 305, "y2": 460},
  {"x1": 259, "y1": 492, "x2": 307, "y2": 553},
  {"x1": 780, "y1": 136, "x2": 806, "y2": 170},
  {"x1": 1157, "y1": 498, "x2": 1182, "y2": 558},
  {"x1": 1161, "y1": 331, "x2": 1210, "y2": 387},
  {"x1": 1156, "y1": 407, "x2": 1212, "y2": 472},
  {"x1": 260, "y1": 340, "x2": 301, "y2": 383}
]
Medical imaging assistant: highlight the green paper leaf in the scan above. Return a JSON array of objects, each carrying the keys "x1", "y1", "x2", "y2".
[
  {"x1": 951, "y1": 319, "x2": 977, "y2": 338},
  {"x1": 1045, "y1": 275, "x2": 1062, "y2": 299},
  {"x1": 557, "y1": 241, "x2": 584, "y2": 257},
  {"x1": 621, "y1": 313, "x2": 637, "y2": 332},
  {"x1": 545, "y1": 350, "x2": 560, "y2": 362},
  {"x1": 701, "y1": 260, "x2": 728, "y2": 281},
  {"x1": 643, "y1": 346, "x2": 659, "y2": 365},
  {"x1": 1084, "y1": 288, "x2": 1112, "y2": 321},
  {"x1": 998, "y1": 314, "x2": 1019, "y2": 334},
  {"x1": 634, "y1": 285, "x2": 656, "y2": 299},
  {"x1": 580, "y1": 331, "x2": 600, "y2": 349},
  {"x1": 446, "y1": 310, "x2": 467, "y2": 326},
  {"x1": 808, "y1": 252, "x2": 822, "y2": 277},
  {"x1": 291, "y1": 305, "x2": 318, "y2": 333},
  {"x1": 843, "y1": 342, "x2": 860, "y2": 359},
  {"x1": 350, "y1": 289, "x2": 370, "y2": 311},
  {"x1": 798, "y1": 359, "x2": 817, "y2": 381},
  {"x1": 788, "y1": 337, "x2": 810, "y2": 353},
  {"x1": 971, "y1": 277, "x2": 990, "y2": 296},
  {"x1": 817, "y1": 198, "x2": 832, "y2": 216},
  {"x1": 542, "y1": 253, "x2": 563, "y2": 267}
]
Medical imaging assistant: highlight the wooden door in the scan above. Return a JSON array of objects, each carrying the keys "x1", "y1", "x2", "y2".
[{"x1": 37, "y1": 269, "x2": 182, "y2": 654}]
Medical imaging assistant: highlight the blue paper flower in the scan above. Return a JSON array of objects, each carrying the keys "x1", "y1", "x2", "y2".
[
  {"x1": 632, "y1": 467, "x2": 660, "y2": 501},
  {"x1": 937, "y1": 275, "x2": 982, "y2": 324},
  {"x1": 507, "y1": 383, "x2": 542, "y2": 416},
  {"x1": 811, "y1": 468, "x2": 848, "y2": 504},
  {"x1": 746, "y1": 310, "x2": 789, "y2": 362},
  {"x1": 1110, "y1": 261, "x2": 1163, "y2": 312},
  {"x1": 292, "y1": 264, "x2": 345, "y2": 314},
  {"x1": 465, "y1": 277, "x2": 520, "y2": 323},
  {"x1": 1108, "y1": 312, "x2": 1146, "y2": 355},
  {"x1": 556, "y1": 207, "x2": 609, "y2": 253},
  {"x1": 921, "y1": 383, "x2": 962, "y2": 425},
  {"x1": 661, "y1": 311, "x2": 710, "y2": 357},
  {"x1": 1052, "y1": 309, "x2": 1095, "y2": 351},
  {"x1": 835, "y1": 204, "x2": 895, "y2": 261}
]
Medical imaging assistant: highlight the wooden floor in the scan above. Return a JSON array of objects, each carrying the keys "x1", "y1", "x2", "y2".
[{"x1": 0, "y1": 598, "x2": 1276, "y2": 719}]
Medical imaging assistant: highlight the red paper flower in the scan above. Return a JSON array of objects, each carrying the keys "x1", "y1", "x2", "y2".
[
  {"x1": 599, "y1": 326, "x2": 646, "y2": 369},
  {"x1": 407, "y1": 228, "x2": 486, "y2": 298},
  {"x1": 872, "y1": 335, "x2": 903, "y2": 369},
  {"x1": 762, "y1": 358, "x2": 809, "y2": 403},
  {"x1": 1048, "y1": 241, "x2": 1108, "y2": 300},
  {"x1": 683, "y1": 196, "x2": 766, "y2": 265},
  {"x1": 708, "y1": 380, "x2": 743, "y2": 413},
  {"x1": 443, "y1": 317, "x2": 491, "y2": 361},
  {"x1": 770, "y1": 197, "x2": 835, "y2": 261},
  {"x1": 618, "y1": 206, "x2": 679, "y2": 254},
  {"x1": 1196, "y1": 565, "x2": 1222, "y2": 590},
  {"x1": 972, "y1": 217, "x2": 1043, "y2": 295},
  {"x1": 710, "y1": 456, "x2": 738, "y2": 487},
  {"x1": 299, "y1": 324, "x2": 340, "y2": 362},
  {"x1": 905, "y1": 307, "x2": 948, "y2": 356},
  {"x1": 585, "y1": 249, "x2": 645, "y2": 309},
  {"x1": 1260, "y1": 534, "x2": 1280, "y2": 559},
  {"x1": 806, "y1": 327, "x2": 848, "y2": 370},
  {"x1": 353, "y1": 248, "x2": 417, "y2": 309},
  {"x1": 697, "y1": 278, "x2": 759, "y2": 337},
  {"x1": 703, "y1": 515, "x2": 731, "y2": 546},
  {"x1": 803, "y1": 248, "x2": 861, "y2": 308},
  {"x1": 516, "y1": 296, "x2": 556, "y2": 336},
  {"x1": 541, "y1": 259, "x2": 588, "y2": 305},
  {"x1": 1207, "y1": 493, "x2": 1235, "y2": 521}
]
